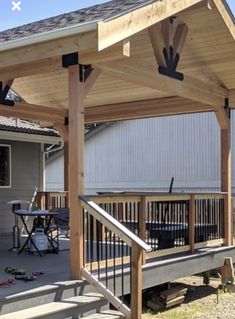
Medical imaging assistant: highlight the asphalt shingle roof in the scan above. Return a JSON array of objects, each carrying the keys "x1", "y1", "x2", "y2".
[
  {"x1": 0, "y1": 0, "x2": 155, "y2": 43},
  {"x1": 0, "y1": 117, "x2": 59, "y2": 137}
]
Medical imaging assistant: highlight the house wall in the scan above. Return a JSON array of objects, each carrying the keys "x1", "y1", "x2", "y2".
[
  {"x1": 0, "y1": 140, "x2": 41, "y2": 234},
  {"x1": 45, "y1": 112, "x2": 235, "y2": 195}
]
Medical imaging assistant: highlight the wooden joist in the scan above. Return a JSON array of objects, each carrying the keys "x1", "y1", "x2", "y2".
[
  {"x1": 85, "y1": 97, "x2": 213, "y2": 124},
  {"x1": 97, "y1": 59, "x2": 227, "y2": 107},
  {"x1": 98, "y1": 0, "x2": 204, "y2": 50}
]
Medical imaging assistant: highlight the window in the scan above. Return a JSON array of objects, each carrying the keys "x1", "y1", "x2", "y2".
[{"x1": 0, "y1": 145, "x2": 11, "y2": 188}]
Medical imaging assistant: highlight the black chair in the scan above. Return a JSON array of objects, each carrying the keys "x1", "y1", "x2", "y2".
[{"x1": 46, "y1": 208, "x2": 70, "y2": 251}]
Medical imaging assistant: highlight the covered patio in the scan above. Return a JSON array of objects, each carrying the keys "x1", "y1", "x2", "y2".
[{"x1": 0, "y1": 0, "x2": 235, "y2": 318}]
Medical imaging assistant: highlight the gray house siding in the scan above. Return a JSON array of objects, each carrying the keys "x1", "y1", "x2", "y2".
[
  {"x1": 0, "y1": 140, "x2": 41, "y2": 234},
  {"x1": 45, "y1": 112, "x2": 235, "y2": 194}
]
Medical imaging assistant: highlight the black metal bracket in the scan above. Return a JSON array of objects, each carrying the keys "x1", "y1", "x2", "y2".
[
  {"x1": 79, "y1": 64, "x2": 93, "y2": 82},
  {"x1": 0, "y1": 81, "x2": 14, "y2": 106},
  {"x1": 62, "y1": 52, "x2": 79, "y2": 68},
  {"x1": 62, "y1": 53, "x2": 93, "y2": 83},
  {"x1": 64, "y1": 117, "x2": 69, "y2": 126},
  {"x1": 158, "y1": 47, "x2": 184, "y2": 81},
  {"x1": 224, "y1": 98, "x2": 230, "y2": 119}
]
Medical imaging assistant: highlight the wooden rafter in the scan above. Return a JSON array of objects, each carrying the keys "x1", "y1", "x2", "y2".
[
  {"x1": 97, "y1": 59, "x2": 227, "y2": 107},
  {"x1": 98, "y1": 0, "x2": 203, "y2": 50},
  {"x1": 213, "y1": 0, "x2": 235, "y2": 41},
  {"x1": 84, "y1": 97, "x2": 213, "y2": 123}
]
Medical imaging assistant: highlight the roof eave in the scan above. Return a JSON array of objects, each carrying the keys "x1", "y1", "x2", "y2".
[
  {"x1": 0, "y1": 21, "x2": 98, "y2": 52},
  {"x1": 0, "y1": 130, "x2": 61, "y2": 144}
]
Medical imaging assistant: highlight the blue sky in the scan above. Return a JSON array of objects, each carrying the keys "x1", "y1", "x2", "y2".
[{"x1": 0, "y1": 0, "x2": 234, "y2": 31}]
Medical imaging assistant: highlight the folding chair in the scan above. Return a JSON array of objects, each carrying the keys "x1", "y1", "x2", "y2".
[{"x1": 46, "y1": 208, "x2": 69, "y2": 251}]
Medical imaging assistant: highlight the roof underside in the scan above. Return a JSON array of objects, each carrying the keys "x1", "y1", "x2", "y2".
[{"x1": 0, "y1": 0, "x2": 234, "y2": 124}]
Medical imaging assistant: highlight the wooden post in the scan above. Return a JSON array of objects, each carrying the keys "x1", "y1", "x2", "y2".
[
  {"x1": 221, "y1": 126, "x2": 232, "y2": 245},
  {"x1": 68, "y1": 63, "x2": 85, "y2": 279},
  {"x1": 139, "y1": 196, "x2": 146, "y2": 264},
  {"x1": 189, "y1": 195, "x2": 195, "y2": 253},
  {"x1": 64, "y1": 141, "x2": 69, "y2": 192},
  {"x1": 130, "y1": 242, "x2": 142, "y2": 319}
]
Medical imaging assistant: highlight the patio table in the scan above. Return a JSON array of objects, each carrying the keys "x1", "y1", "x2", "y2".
[{"x1": 15, "y1": 209, "x2": 58, "y2": 257}]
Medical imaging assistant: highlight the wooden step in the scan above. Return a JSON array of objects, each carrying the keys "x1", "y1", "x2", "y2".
[
  {"x1": 0, "y1": 293, "x2": 107, "y2": 319},
  {"x1": 0, "y1": 280, "x2": 96, "y2": 315},
  {"x1": 83, "y1": 310, "x2": 126, "y2": 318}
]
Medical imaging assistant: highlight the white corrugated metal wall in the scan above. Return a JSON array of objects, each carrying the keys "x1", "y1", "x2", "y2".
[{"x1": 46, "y1": 112, "x2": 235, "y2": 194}]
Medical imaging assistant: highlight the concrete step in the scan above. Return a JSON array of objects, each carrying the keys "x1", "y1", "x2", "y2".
[
  {"x1": 0, "y1": 280, "x2": 98, "y2": 315},
  {"x1": 0, "y1": 292, "x2": 107, "y2": 319},
  {"x1": 83, "y1": 310, "x2": 126, "y2": 318}
]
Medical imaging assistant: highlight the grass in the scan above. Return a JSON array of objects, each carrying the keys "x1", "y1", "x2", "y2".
[{"x1": 143, "y1": 302, "x2": 209, "y2": 319}]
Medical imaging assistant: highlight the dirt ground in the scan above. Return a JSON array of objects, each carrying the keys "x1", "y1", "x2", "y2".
[{"x1": 143, "y1": 276, "x2": 235, "y2": 319}]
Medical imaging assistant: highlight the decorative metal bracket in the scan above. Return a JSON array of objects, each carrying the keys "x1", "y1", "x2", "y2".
[
  {"x1": 79, "y1": 64, "x2": 93, "y2": 82},
  {"x1": 158, "y1": 47, "x2": 184, "y2": 81},
  {"x1": 0, "y1": 81, "x2": 14, "y2": 106},
  {"x1": 157, "y1": 17, "x2": 186, "y2": 81},
  {"x1": 62, "y1": 52, "x2": 93, "y2": 82}
]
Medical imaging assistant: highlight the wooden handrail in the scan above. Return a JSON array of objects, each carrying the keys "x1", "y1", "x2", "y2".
[
  {"x1": 80, "y1": 196, "x2": 152, "y2": 252},
  {"x1": 90, "y1": 192, "x2": 226, "y2": 204}
]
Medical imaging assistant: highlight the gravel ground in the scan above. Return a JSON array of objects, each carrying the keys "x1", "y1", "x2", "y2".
[{"x1": 143, "y1": 276, "x2": 235, "y2": 319}]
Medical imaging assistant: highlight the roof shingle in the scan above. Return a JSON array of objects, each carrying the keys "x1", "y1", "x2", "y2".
[
  {"x1": 0, "y1": 0, "x2": 155, "y2": 43},
  {"x1": 0, "y1": 117, "x2": 59, "y2": 137}
]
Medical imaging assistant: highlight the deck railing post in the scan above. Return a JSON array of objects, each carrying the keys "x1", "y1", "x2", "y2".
[
  {"x1": 131, "y1": 241, "x2": 143, "y2": 319},
  {"x1": 139, "y1": 196, "x2": 146, "y2": 264},
  {"x1": 221, "y1": 126, "x2": 232, "y2": 246},
  {"x1": 189, "y1": 195, "x2": 195, "y2": 253}
]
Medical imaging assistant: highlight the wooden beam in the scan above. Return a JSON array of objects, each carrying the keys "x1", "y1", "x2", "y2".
[
  {"x1": 97, "y1": 59, "x2": 227, "y2": 107},
  {"x1": 221, "y1": 127, "x2": 232, "y2": 246},
  {"x1": 68, "y1": 64, "x2": 85, "y2": 279},
  {"x1": 64, "y1": 141, "x2": 69, "y2": 193},
  {"x1": 148, "y1": 24, "x2": 166, "y2": 67},
  {"x1": 55, "y1": 124, "x2": 68, "y2": 141},
  {"x1": 213, "y1": 0, "x2": 235, "y2": 41},
  {"x1": 0, "y1": 32, "x2": 97, "y2": 70},
  {"x1": 174, "y1": 24, "x2": 189, "y2": 55},
  {"x1": 0, "y1": 102, "x2": 67, "y2": 123},
  {"x1": 229, "y1": 90, "x2": 235, "y2": 108},
  {"x1": 214, "y1": 106, "x2": 229, "y2": 129},
  {"x1": 0, "y1": 42, "x2": 129, "y2": 80},
  {"x1": 98, "y1": 0, "x2": 203, "y2": 50},
  {"x1": 84, "y1": 69, "x2": 101, "y2": 97},
  {"x1": 84, "y1": 97, "x2": 213, "y2": 123}
]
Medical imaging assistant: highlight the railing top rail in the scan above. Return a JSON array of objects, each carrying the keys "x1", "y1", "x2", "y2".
[
  {"x1": 90, "y1": 192, "x2": 227, "y2": 203},
  {"x1": 81, "y1": 195, "x2": 152, "y2": 252}
]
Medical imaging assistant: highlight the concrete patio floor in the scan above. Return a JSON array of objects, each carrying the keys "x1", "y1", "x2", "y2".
[{"x1": 0, "y1": 235, "x2": 70, "y2": 300}]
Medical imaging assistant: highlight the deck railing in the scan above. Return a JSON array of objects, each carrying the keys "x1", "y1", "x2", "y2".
[
  {"x1": 90, "y1": 193, "x2": 225, "y2": 259},
  {"x1": 35, "y1": 191, "x2": 225, "y2": 256},
  {"x1": 81, "y1": 196, "x2": 151, "y2": 319},
  {"x1": 35, "y1": 191, "x2": 69, "y2": 210}
]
